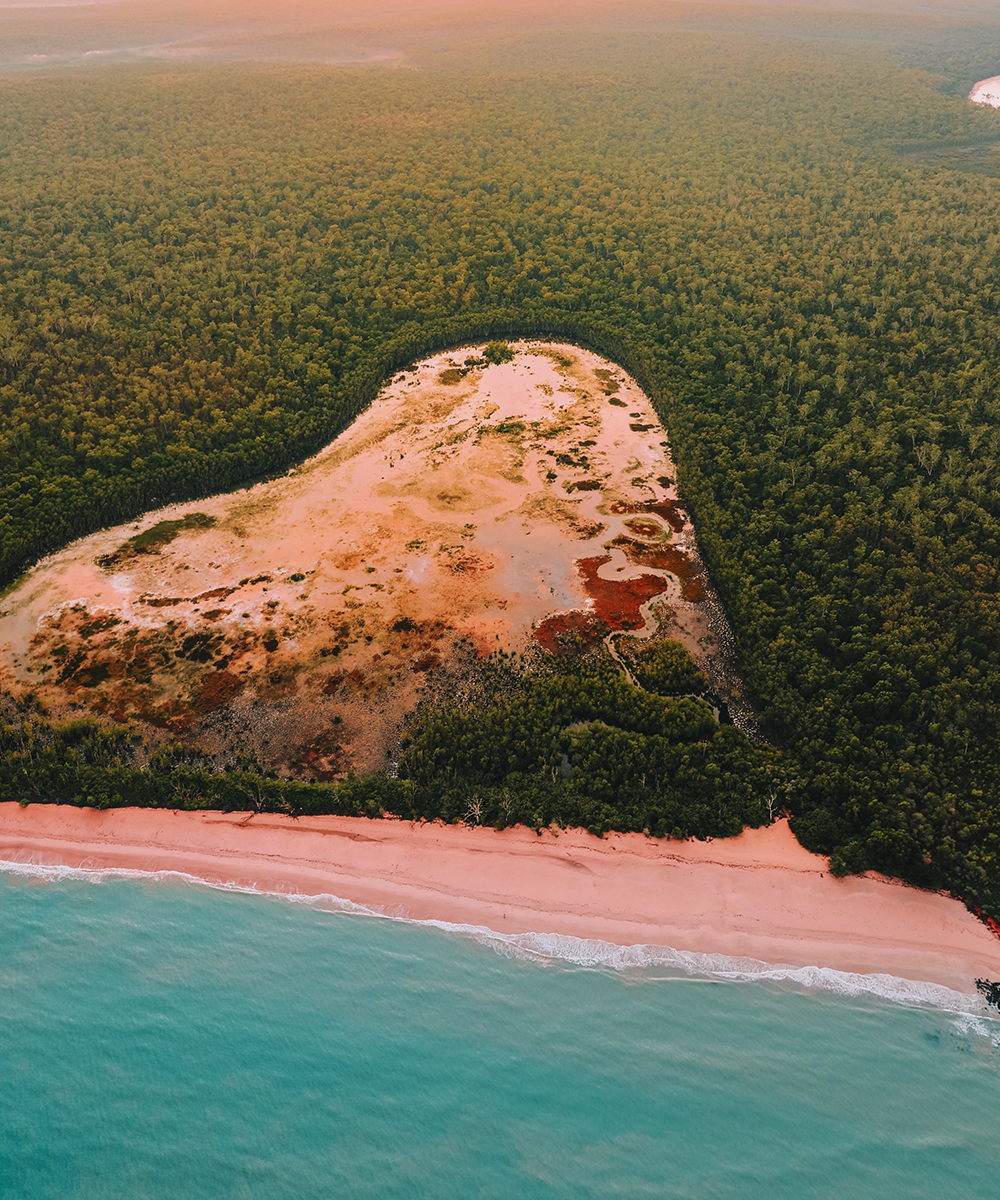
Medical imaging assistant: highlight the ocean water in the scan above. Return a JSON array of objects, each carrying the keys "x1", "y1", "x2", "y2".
[{"x1": 1, "y1": 865, "x2": 999, "y2": 1200}]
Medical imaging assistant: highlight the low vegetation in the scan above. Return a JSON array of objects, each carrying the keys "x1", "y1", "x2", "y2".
[{"x1": 0, "y1": 639, "x2": 778, "y2": 843}]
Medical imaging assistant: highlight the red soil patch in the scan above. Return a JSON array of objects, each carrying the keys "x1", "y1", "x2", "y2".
[
  {"x1": 649, "y1": 500, "x2": 688, "y2": 533},
  {"x1": 323, "y1": 667, "x2": 368, "y2": 694},
  {"x1": 533, "y1": 609, "x2": 607, "y2": 655},
  {"x1": 322, "y1": 672, "x2": 344, "y2": 695},
  {"x1": 607, "y1": 536, "x2": 706, "y2": 602},
  {"x1": 195, "y1": 669, "x2": 244, "y2": 714},
  {"x1": 195, "y1": 585, "x2": 238, "y2": 602},
  {"x1": 608, "y1": 498, "x2": 686, "y2": 532},
  {"x1": 446, "y1": 555, "x2": 494, "y2": 574},
  {"x1": 962, "y1": 900, "x2": 1000, "y2": 939},
  {"x1": 575, "y1": 556, "x2": 671, "y2": 630}
]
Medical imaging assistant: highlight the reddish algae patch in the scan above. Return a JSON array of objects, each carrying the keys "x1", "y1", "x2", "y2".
[
  {"x1": 533, "y1": 610, "x2": 606, "y2": 655},
  {"x1": 607, "y1": 536, "x2": 706, "y2": 602},
  {"x1": 194, "y1": 669, "x2": 244, "y2": 715},
  {"x1": 575, "y1": 556, "x2": 671, "y2": 630}
]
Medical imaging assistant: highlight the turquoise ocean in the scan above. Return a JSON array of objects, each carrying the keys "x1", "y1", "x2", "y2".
[{"x1": 2, "y1": 862, "x2": 999, "y2": 1199}]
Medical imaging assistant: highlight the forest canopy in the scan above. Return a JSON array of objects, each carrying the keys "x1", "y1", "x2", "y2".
[{"x1": 2, "y1": 10, "x2": 1000, "y2": 914}]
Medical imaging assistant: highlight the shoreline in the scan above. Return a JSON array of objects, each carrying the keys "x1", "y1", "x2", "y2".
[
  {"x1": 1, "y1": 803, "x2": 998, "y2": 995},
  {"x1": 1, "y1": 342, "x2": 745, "y2": 776}
]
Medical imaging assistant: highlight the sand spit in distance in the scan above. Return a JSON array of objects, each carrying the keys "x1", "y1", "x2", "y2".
[{"x1": 970, "y1": 75, "x2": 1000, "y2": 106}]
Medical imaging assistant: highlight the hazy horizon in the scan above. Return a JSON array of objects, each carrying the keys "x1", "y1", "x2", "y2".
[{"x1": 2, "y1": 0, "x2": 999, "y2": 77}]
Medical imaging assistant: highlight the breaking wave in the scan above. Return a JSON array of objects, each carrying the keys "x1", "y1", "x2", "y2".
[{"x1": 3, "y1": 855, "x2": 997, "y2": 1029}]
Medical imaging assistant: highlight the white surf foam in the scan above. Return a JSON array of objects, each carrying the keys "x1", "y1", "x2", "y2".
[
  {"x1": 421, "y1": 923, "x2": 998, "y2": 1021},
  {"x1": 3, "y1": 856, "x2": 997, "y2": 1027}
]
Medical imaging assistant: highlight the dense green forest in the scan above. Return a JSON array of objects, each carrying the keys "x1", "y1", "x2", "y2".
[
  {"x1": 2, "y1": 16, "x2": 1000, "y2": 913},
  {"x1": 398, "y1": 645, "x2": 779, "y2": 839}
]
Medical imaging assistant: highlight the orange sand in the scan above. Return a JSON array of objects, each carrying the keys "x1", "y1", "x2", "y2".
[{"x1": 2, "y1": 802, "x2": 997, "y2": 993}]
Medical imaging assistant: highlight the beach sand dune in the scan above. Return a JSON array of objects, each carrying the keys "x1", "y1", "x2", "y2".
[{"x1": 2, "y1": 802, "x2": 997, "y2": 993}]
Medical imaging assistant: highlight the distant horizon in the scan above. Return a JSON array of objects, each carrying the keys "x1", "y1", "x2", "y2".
[{"x1": 2, "y1": 0, "x2": 998, "y2": 77}]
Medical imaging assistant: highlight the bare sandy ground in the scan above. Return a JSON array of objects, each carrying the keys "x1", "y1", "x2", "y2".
[
  {"x1": 0, "y1": 341, "x2": 746, "y2": 775},
  {"x1": 2, "y1": 802, "x2": 997, "y2": 994},
  {"x1": 970, "y1": 75, "x2": 1000, "y2": 106}
]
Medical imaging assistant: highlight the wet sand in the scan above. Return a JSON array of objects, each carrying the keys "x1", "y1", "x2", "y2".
[
  {"x1": 2, "y1": 802, "x2": 997, "y2": 993},
  {"x1": 0, "y1": 341, "x2": 747, "y2": 776}
]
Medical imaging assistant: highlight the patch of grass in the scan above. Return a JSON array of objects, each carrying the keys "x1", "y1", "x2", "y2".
[
  {"x1": 593, "y1": 368, "x2": 621, "y2": 394},
  {"x1": 528, "y1": 347, "x2": 575, "y2": 369},
  {"x1": 97, "y1": 513, "x2": 216, "y2": 569}
]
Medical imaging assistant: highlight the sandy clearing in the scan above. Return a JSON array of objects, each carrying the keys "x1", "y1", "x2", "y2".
[
  {"x1": 0, "y1": 341, "x2": 747, "y2": 775},
  {"x1": 1, "y1": 803, "x2": 997, "y2": 994}
]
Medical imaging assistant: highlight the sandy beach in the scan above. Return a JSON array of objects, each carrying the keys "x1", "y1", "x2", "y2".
[{"x1": 2, "y1": 802, "x2": 997, "y2": 994}]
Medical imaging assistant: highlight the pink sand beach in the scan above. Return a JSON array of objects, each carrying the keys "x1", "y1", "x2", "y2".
[{"x1": 2, "y1": 802, "x2": 997, "y2": 993}]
